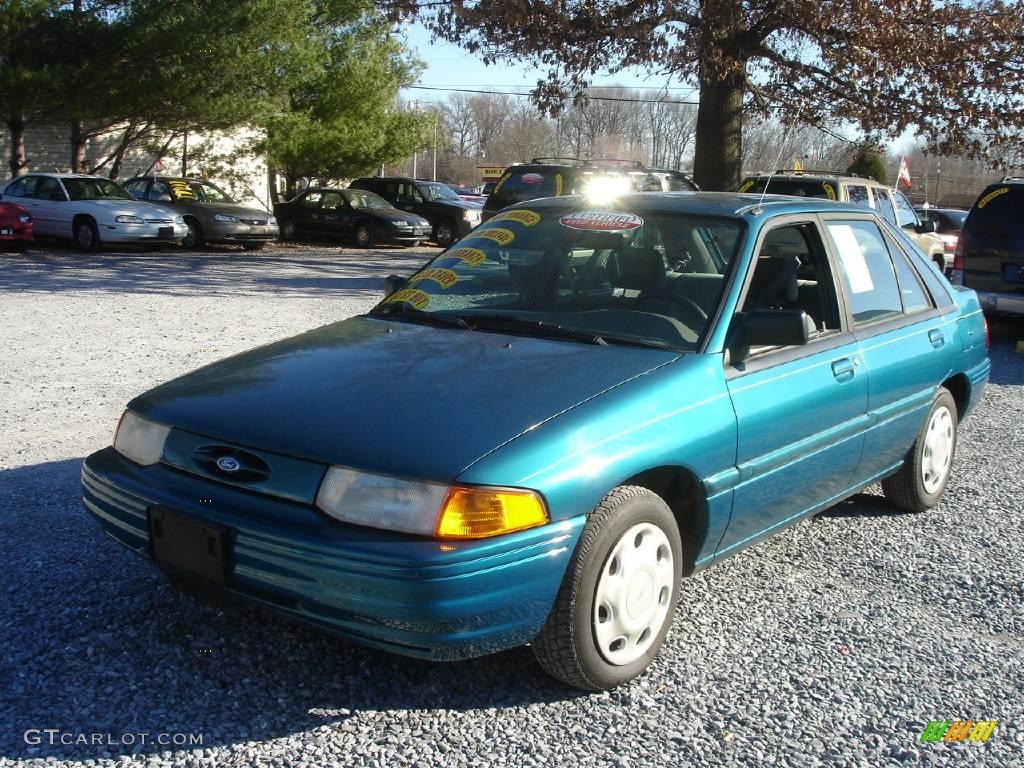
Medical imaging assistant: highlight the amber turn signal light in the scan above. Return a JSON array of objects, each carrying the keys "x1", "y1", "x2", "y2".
[{"x1": 435, "y1": 486, "x2": 548, "y2": 539}]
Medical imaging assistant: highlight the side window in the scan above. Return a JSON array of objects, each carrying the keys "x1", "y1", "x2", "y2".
[
  {"x1": 123, "y1": 179, "x2": 147, "y2": 199},
  {"x1": 846, "y1": 185, "x2": 870, "y2": 207},
  {"x1": 4, "y1": 176, "x2": 36, "y2": 198},
  {"x1": 742, "y1": 223, "x2": 841, "y2": 334},
  {"x1": 146, "y1": 180, "x2": 172, "y2": 201},
  {"x1": 301, "y1": 191, "x2": 324, "y2": 208},
  {"x1": 874, "y1": 189, "x2": 897, "y2": 226},
  {"x1": 321, "y1": 191, "x2": 343, "y2": 208},
  {"x1": 886, "y1": 238, "x2": 932, "y2": 314},
  {"x1": 892, "y1": 191, "x2": 918, "y2": 229},
  {"x1": 826, "y1": 220, "x2": 903, "y2": 325},
  {"x1": 35, "y1": 177, "x2": 65, "y2": 200}
]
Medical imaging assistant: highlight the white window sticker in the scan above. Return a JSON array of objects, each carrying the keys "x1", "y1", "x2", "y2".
[
  {"x1": 559, "y1": 211, "x2": 644, "y2": 232},
  {"x1": 828, "y1": 224, "x2": 874, "y2": 294}
]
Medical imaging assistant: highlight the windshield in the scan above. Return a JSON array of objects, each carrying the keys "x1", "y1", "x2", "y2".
[
  {"x1": 918, "y1": 208, "x2": 967, "y2": 232},
  {"x1": 372, "y1": 204, "x2": 743, "y2": 351},
  {"x1": 738, "y1": 177, "x2": 838, "y2": 200},
  {"x1": 969, "y1": 186, "x2": 1024, "y2": 238},
  {"x1": 63, "y1": 178, "x2": 133, "y2": 201},
  {"x1": 342, "y1": 190, "x2": 390, "y2": 209},
  {"x1": 419, "y1": 182, "x2": 461, "y2": 202},
  {"x1": 171, "y1": 179, "x2": 234, "y2": 203}
]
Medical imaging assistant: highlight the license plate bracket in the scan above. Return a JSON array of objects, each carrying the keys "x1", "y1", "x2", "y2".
[
  {"x1": 158, "y1": 226, "x2": 173, "y2": 238},
  {"x1": 148, "y1": 507, "x2": 229, "y2": 584},
  {"x1": 0, "y1": 228, "x2": 12, "y2": 236},
  {"x1": 1001, "y1": 262, "x2": 1024, "y2": 284}
]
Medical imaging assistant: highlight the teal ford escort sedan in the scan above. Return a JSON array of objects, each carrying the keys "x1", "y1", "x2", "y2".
[{"x1": 83, "y1": 193, "x2": 990, "y2": 690}]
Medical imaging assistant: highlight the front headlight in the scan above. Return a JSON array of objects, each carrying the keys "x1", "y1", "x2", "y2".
[
  {"x1": 115, "y1": 215, "x2": 144, "y2": 224},
  {"x1": 463, "y1": 210, "x2": 481, "y2": 222},
  {"x1": 174, "y1": 216, "x2": 185, "y2": 224},
  {"x1": 113, "y1": 411, "x2": 171, "y2": 466},
  {"x1": 215, "y1": 214, "x2": 239, "y2": 223},
  {"x1": 315, "y1": 466, "x2": 548, "y2": 539},
  {"x1": 268, "y1": 216, "x2": 277, "y2": 225},
  {"x1": 18, "y1": 213, "x2": 31, "y2": 223}
]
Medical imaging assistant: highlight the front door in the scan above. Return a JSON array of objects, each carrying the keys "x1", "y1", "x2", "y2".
[
  {"x1": 31, "y1": 176, "x2": 71, "y2": 237},
  {"x1": 718, "y1": 219, "x2": 869, "y2": 555}
]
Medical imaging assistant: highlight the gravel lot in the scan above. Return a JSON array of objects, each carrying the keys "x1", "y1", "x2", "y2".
[{"x1": 1, "y1": 241, "x2": 1022, "y2": 767}]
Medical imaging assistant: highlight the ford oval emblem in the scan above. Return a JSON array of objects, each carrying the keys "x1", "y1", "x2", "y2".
[{"x1": 216, "y1": 456, "x2": 242, "y2": 473}]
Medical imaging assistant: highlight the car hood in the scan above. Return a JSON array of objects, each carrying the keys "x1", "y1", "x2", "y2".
[
  {"x1": 79, "y1": 200, "x2": 180, "y2": 220},
  {"x1": 179, "y1": 201, "x2": 271, "y2": 218},
  {"x1": 371, "y1": 209, "x2": 430, "y2": 225},
  {"x1": 130, "y1": 316, "x2": 678, "y2": 481}
]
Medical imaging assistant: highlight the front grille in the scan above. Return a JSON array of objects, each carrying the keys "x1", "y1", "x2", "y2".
[
  {"x1": 145, "y1": 218, "x2": 174, "y2": 224},
  {"x1": 239, "y1": 218, "x2": 268, "y2": 226}
]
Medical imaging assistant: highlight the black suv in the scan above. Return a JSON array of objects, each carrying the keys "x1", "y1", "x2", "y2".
[
  {"x1": 348, "y1": 177, "x2": 482, "y2": 247},
  {"x1": 482, "y1": 158, "x2": 698, "y2": 222},
  {"x1": 954, "y1": 178, "x2": 1024, "y2": 316}
]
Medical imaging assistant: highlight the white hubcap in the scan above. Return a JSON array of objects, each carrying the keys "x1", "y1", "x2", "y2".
[
  {"x1": 593, "y1": 522, "x2": 674, "y2": 666},
  {"x1": 921, "y1": 405, "x2": 954, "y2": 494}
]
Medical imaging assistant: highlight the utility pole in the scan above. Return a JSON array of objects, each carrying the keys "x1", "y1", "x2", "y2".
[{"x1": 432, "y1": 111, "x2": 438, "y2": 181}]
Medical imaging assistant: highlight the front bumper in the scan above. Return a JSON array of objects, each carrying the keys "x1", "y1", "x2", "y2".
[
  {"x1": 0, "y1": 224, "x2": 33, "y2": 242},
  {"x1": 81, "y1": 448, "x2": 581, "y2": 660},
  {"x1": 380, "y1": 224, "x2": 428, "y2": 244},
  {"x1": 207, "y1": 221, "x2": 279, "y2": 244},
  {"x1": 976, "y1": 289, "x2": 1024, "y2": 316},
  {"x1": 102, "y1": 222, "x2": 188, "y2": 243}
]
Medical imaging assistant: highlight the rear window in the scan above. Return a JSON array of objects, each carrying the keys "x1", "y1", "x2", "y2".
[
  {"x1": 487, "y1": 168, "x2": 570, "y2": 209},
  {"x1": 967, "y1": 185, "x2": 1024, "y2": 238},
  {"x1": 738, "y1": 177, "x2": 838, "y2": 200}
]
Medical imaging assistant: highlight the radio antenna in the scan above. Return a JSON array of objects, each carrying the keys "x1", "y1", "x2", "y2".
[{"x1": 756, "y1": 113, "x2": 798, "y2": 209}]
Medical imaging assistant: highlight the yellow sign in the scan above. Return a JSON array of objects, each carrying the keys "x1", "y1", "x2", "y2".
[
  {"x1": 384, "y1": 288, "x2": 431, "y2": 309},
  {"x1": 489, "y1": 209, "x2": 541, "y2": 227},
  {"x1": 977, "y1": 187, "x2": 1009, "y2": 209},
  {"x1": 411, "y1": 268, "x2": 459, "y2": 289},
  {"x1": 443, "y1": 247, "x2": 486, "y2": 266},
  {"x1": 473, "y1": 228, "x2": 516, "y2": 246}
]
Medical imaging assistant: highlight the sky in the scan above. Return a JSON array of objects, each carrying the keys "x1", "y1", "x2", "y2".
[{"x1": 395, "y1": 21, "x2": 700, "y2": 106}]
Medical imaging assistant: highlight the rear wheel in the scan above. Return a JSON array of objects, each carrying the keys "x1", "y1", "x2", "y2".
[
  {"x1": 883, "y1": 387, "x2": 958, "y2": 512},
  {"x1": 73, "y1": 217, "x2": 100, "y2": 252},
  {"x1": 532, "y1": 486, "x2": 682, "y2": 690},
  {"x1": 279, "y1": 220, "x2": 297, "y2": 240}
]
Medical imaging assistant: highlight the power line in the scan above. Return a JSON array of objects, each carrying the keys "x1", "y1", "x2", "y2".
[{"x1": 406, "y1": 84, "x2": 700, "y2": 105}]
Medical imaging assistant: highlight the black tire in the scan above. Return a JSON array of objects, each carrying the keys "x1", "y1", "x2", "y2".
[
  {"x1": 354, "y1": 222, "x2": 374, "y2": 248},
  {"x1": 531, "y1": 486, "x2": 682, "y2": 691},
  {"x1": 73, "y1": 217, "x2": 100, "y2": 252},
  {"x1": 433, "y1": 220, "x2": 456, "y2": 248},
  {"x1": 279, "y1": 220, "x2": 297, "y2": 240},
  {"x1": 242, "y1": 242, "x2": 265, "y2": 251},
  {"x1": 882, "y1": 387, "x2": 958, "y2": 513},
  {"x1": 182, "y1": 218, "x2": 205, "y2": 250}
]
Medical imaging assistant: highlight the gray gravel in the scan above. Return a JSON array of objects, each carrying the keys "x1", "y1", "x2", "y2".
[{"x1": 1, "y1": 242, "x2": 1022, "y2": 767}]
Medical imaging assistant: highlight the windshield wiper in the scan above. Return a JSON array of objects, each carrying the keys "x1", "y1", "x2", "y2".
[
  {"x1": 459, "y1": 313, "x2": 608, "y2": 346},
  {"x1": 372, "y1": 305, "x2": 473, "y2": 330}
]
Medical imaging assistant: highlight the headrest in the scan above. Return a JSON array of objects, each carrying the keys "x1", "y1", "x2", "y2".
[{"x1": 608, "y1": 247, "x2": 666, "y2": 291}]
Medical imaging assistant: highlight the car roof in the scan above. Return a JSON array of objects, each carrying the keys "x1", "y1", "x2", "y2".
[
  {"x1": 746, "y1": 171, "x2": 881, "y2": 184},
  {"x1": 132, "y1": 176, "x2": 210, "y2": 183},
  {"x1": 22, "y1": 172, "x2": 108, "y2": 179},
  {"x1": 513, "y1": 191, "x2": 872, "y2": 219}
]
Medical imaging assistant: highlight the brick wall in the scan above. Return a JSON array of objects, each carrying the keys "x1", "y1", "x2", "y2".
[{"x1": 0, "y1": 122, "x2": 272, "y2": 210}]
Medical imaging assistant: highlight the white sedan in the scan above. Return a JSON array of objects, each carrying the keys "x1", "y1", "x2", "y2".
[{"x1": 0, "y1": 173, "x2": 187, "y2": 251}]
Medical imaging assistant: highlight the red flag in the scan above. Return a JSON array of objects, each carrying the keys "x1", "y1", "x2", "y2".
[{"x1": 897, "y1": 156, "x2": 912, "y2": 187}]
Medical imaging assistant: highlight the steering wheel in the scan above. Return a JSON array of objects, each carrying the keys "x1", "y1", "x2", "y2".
[{"x1": 636, "y1": 289, "x2": 708, "y2": 326}]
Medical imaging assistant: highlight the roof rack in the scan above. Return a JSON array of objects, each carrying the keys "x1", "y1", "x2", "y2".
[
  {"x1": 1000, "y1": 175, "x2": 1024, "y2": 182},
  {"x1": 528, "y1": 157, "x2": 647, "y2": 170},
  {"x1": 773, "y1": 169, "x2": 865, "y2": 178},
  {"x1": 530, "y1": 156, "x2": 587, "y2": 165}
]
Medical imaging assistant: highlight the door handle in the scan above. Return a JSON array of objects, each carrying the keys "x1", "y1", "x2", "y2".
[
  {"x1": 928, "y1": 329, "x2": 945, "y2": 348},
  {"x1": 831, "y1": 357, "x2": 856, "y2": 382}
]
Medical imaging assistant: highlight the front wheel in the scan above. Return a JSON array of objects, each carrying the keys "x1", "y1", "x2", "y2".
[
  {"x1": 532, "y1": 486, "x2": 682, "y2": 690},
  {"x1": 882, "y1": 387, "x2": 958, "y2": 512},
  {"x1": 74, "y1": 217, "x2": 100, "y2": 252},
  {"x1": 279, "y1": 220, "x2": 297, "y2": 240},
  {"x1": 433, "y1": 220, "x2": 456, "y2": 248},
  {"x1": 354, "y1": 223, "x2": 373, "y2": 248},
  {"x1": 182, "y1": 218, "x2": 205, "y2": 250}
]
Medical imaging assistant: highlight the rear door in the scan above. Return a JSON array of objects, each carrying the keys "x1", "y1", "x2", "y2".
[
  {"x1": 960, "y1": 184, "x2": 1024, "y2": 295},
  {"x1": 821, "y1": 215, "x2": 954, "y2": 482}
]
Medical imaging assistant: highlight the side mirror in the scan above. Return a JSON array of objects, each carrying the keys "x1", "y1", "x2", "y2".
[
  {"x1": 915, "y1": 219, "x2": 937, "y2": 234},
  {"x1": 50, "y1": 192, "x2": 65, "y2": 201},
  {"x1": 731, "y1": 309, "x2": 814, "y2": 364},
  {"x1": 156, "y1": 194, "x2": 172, "y2": 203},
  {"x1": 383, "y1": 274, "x2": 408, "y2": 296}
]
